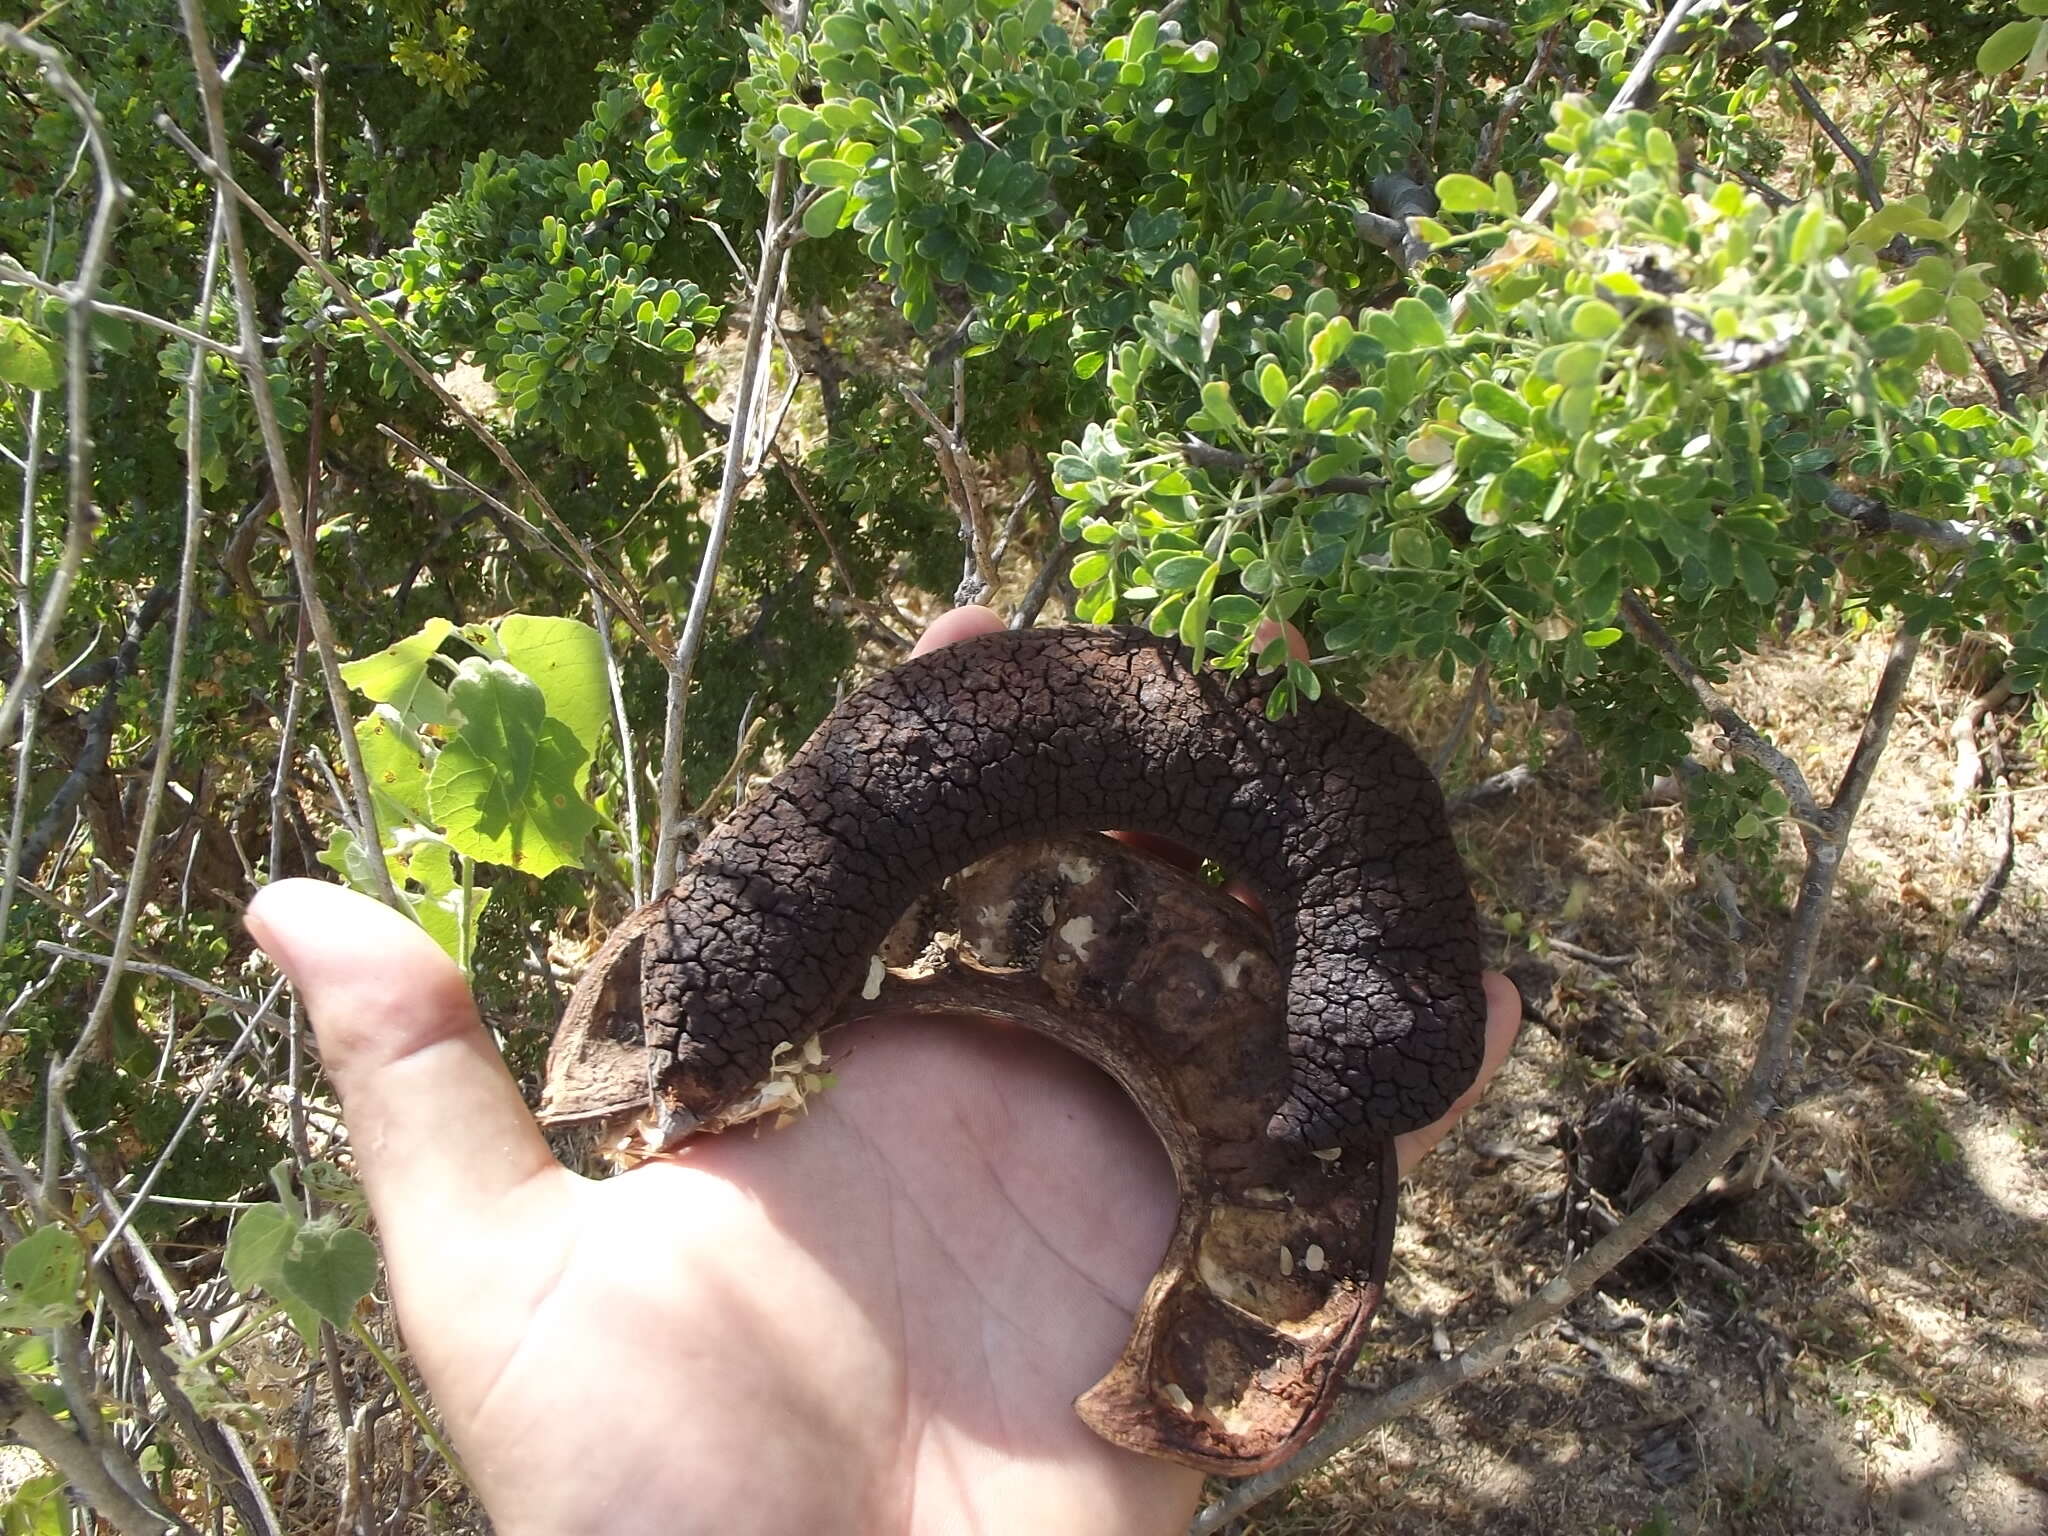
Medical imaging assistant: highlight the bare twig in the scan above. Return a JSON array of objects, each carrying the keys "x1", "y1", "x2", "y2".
[
  {"x1": 91, "y1": 977, "x2": 284, "y2": 1264},
  {"x1": 38, "y1": 941, "x2": 295, "y2": 1034},
  {"x1": 1618, "y1": 590, "x2": 1824, "y2": 829},
  {"x1": 1823, "y1": 484, "x2": 1989, "y2": 552},
  {"x1": 1451, "y1": 11, "x2": 1512, "y2": 38},
  {"x1": 652, "y1": 107, "x2": 807, "y2": 893},
  {"x1": 1445, "y1": 761, "x2": 1538, "y2": 814},
  {"x1": 0, "y1": 260, "x2": 242, "y2": 359},
  {"x1": 592, "y1": 595, "x2": 645, "y2": 906},
  {"x1": 151, "y1": 119, "x2": 657, "y2": 662},
  {"x1": 1475, "y1": 25, "x2": 1564, "y2": 181},
  {"x1": 1959, "y1": 729, "x2": 2014, "y2": 937},
  {"x1": 0, "y1": 384, "x2": 50, "y2": 952},
  {"x1": 900, "y1": 384, "x2": 996, "y2": 604},
  {"x1": 0, "y1": 26, "x2": 130, "y2": 758},
  {"x1": 51, "y1": 189, "x2": 228, "y2": 1222},
  {"x1": 169, "y1": 0, "x2": 395, "y2": 919},
  {"x1": 1968, "y1": 339, "x2": 2020, "y2": 412},
  {"x1": 0, "y1": 1367, "x2": 182, "y2": 1536},
  {"x1": 18, "y1": 583, "x2": 175, "y2": 873},
  {"x1": 1780, "y1": 69, "x2": 1885, "y2": 211},
  {"x1": 1431, "y1": 661, "x2": 1491, "y2": 778},
  {"x1": 1009, "y1": 537, "x2": 1075, "y2": 630}
]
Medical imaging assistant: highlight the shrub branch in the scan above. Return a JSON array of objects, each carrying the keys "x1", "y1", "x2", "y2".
[{"x1": 1193, "y1": 619, "x2": 1922, "y2": 1531}]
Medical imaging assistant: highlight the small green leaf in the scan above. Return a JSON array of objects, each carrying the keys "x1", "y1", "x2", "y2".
[
  {"x1": 1582, "y1": 627, "x2": 1624, "y2": 649},
  {"x1": 1977, "y1": 19, "x2": 2043, "y2": 74},
  {"x1": 340, "y1": 619, "x2": 457, "y2": 726},
  {"x1": 1435, "y1": 173, "x2": 1497, "y2": 215},
  {"x1": 1549, "y1": 342, "x2": 1604, "y2": 387},
  {"x1": 1389, "y1": 526, "x2": 1435, "y2": 568},
  {"x1": 1944, "y1": 294, "x2": 1986, "y2": 341},
  {"x1": 1393, "y1": 295, "x2": 1447, "y2": 349},
  {"x1": 1931, "y1": 325, "x2": 1973, "y2": 375},
  {"x1": 225, "y1": 1204, "x2": 299, "y2": 1298},
  {"x1": 1571, "y1": 300, "x2": 1623, "y2": 339},
  {"x1": 1459, "y1": 406, "x2": 1518, "y2": 441},
  {"x1": 801, "y1": 156, "x2": 861, "y2": 189},
  {"x1": 1070, "y1": 551, "x2": 1112, "y2": 587},
  {"x1": 2, "y1": 1225, "x2": 84, "y2": 1317},
  {"x1": 1302, "y1": 386, "x2": 1342, "y2": 429},
  {"x1": 802, "y1": 187, "x2": 850, "y2": 239},
  {"x1": 1, "y1": 1471, "x2": 68, "y2": 1535},
  {"x1": 0, "y1": 316, "x2": 60, "y2": 391},
  {"x1": 280, "y1": 1224, "x2": 379, "y2": 1328},
  {"x1": 1151, "y1": 554, "x2": 1212, "y2": 592},
  {"x1": 1257, "y1": 360, "x2": 1288, "y2": 410}
]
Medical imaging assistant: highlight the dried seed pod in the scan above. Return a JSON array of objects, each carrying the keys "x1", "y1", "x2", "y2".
[{"x1": 543, "y1": 624, "x2": 1487, "y2": 1471}]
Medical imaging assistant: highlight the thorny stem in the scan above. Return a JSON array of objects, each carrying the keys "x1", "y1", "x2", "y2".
[
  {"x1": 901, "y1": 383, "x2": 996, "y2": 604},
  {"x1": 91, "y1": 977, "x2": 283, "y2": 1265},
  {"x1": 1008, "y1": 537, "x2": 1075, "y2": 630},
  {"x1": 1779, "y1": 67, "x2": 1885, "y2": 212},
  {"x1": 652, "y1": 97, "x2": 805, "y2": 892},
  {"x1": 0, "y1": 261, "x2": 242, "y2": 358},
  {"x1": 1192, "y1": 621, "x2": 1924, "y2": 1532},
  {"x1": 37, "y1": 941, "x2": 295, "y2": 1034},
  {"x1": 60, "y1": 1150, "x2": 285, "y2": 1536},
  {"x1": 593, "y1": 595, "x2": 646, "y2": 905},
  {"x1": 0, "y1": 26, "x2": 130, "y2": 759},
  {"x1": 1429, "y1": 660, "x2": 1491, "y2": 780}
]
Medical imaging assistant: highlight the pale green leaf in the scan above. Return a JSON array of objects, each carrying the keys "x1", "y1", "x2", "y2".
[
  {"x1": 355, "y1": 706, "x2": 433, "y2": 825},
  {"x1": 802, "y1": 186, "x2": 849, "y2": 239},
  {"x1": 225, "y1": 1204, "x2": 299, "y2": 1298},
  {"x1": 1434, "y1": 173, "x2": 1497, "y2": 214},
  {"x1": 2, "y1": 1226, "x2": 83, "y2": 1317},
  {"x1": 0, "y1": 316, "x2": 60, "y2": 392},
  {"x1": 428, "y1": 660, "x2": 598, "y2": 878},
  {"x1": 280, "y1": 1225, "x2": 379, "y2": 1328},
  {"x1": 338, "y1": 619, "x2": 456, "y2": 726},
  {"x1": 495, "y1": 614, "x2": 609, "y2": 769},
  {"x1": 1976, "y1": 19, "x2": 2042, "y2": 74}
]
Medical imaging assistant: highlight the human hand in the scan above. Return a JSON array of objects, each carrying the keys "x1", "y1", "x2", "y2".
[{"x1": 247, "y1": 611, "x2": 1520, "y2": 1536}]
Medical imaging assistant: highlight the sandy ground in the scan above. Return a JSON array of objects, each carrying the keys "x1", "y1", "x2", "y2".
[{"x1": 1236, "y1": 627, "x2": 2046, "y2": 1535}]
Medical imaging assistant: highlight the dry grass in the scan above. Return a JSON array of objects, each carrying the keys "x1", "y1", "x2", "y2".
[{"x1": 1235, "y1": 624, "x2": 2047, "y2": 1536}]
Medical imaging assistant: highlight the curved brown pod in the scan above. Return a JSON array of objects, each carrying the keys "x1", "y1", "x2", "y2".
[{"x1": 630, "y1": 624, "x2": 1484, "y2": 1153}]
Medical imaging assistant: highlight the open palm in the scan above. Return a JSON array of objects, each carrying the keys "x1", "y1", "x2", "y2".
[{"x1": 246, "y1": 611, "x2": 1518, "y2": 1536}]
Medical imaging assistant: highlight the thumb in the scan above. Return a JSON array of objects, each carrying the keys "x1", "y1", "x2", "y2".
[{"x1": 245, "y1": 879, "x2": 564, "y2": 1277}]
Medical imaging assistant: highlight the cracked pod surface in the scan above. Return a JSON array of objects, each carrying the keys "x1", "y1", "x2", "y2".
[{"x1": 541, "y1": 625, "x2": 1485, "y2": 1471}]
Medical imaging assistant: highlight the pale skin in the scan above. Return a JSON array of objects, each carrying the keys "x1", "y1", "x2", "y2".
[{"x1": 245, "y1": 606, "x2": 1522, "y2": 1536}]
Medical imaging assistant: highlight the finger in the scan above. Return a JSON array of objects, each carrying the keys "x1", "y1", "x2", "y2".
[
  {"x1": 1393, "y1": 970, "x2": 1522, "y2": 1178},
  {"x1": 245, "y1": 880, "x2": 561, "y2": 1244},
  {"x1": 912, "y1": 603, "x2": 1004, "y2": 656},
  {"x1": 1252, "y1": 618, "x2": 1311, "y2": 663}
]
